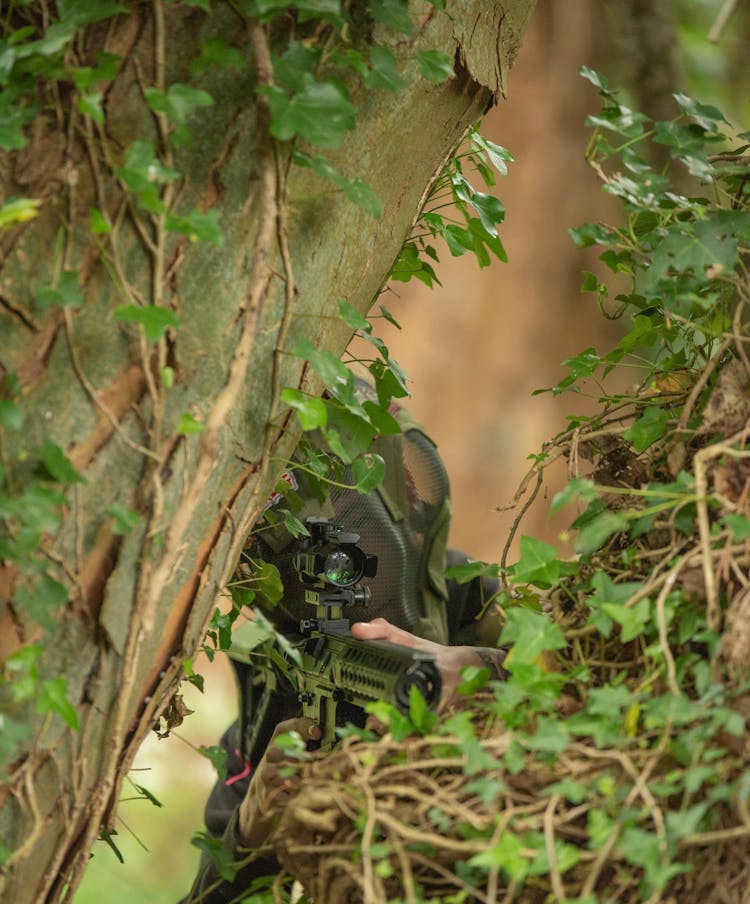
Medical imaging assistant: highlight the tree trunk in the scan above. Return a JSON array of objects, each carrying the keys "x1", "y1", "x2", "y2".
[{"x1": 0, "y1": 2, "x2": 536, "y2": 900}]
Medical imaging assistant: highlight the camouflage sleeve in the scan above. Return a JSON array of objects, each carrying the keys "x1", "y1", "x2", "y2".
[
  {"x1": 180, "y1": 724, "x2": 279, "y2": 903},
  {"x1": 444, "y1": 548, "x2": 500, "y2": 645}
]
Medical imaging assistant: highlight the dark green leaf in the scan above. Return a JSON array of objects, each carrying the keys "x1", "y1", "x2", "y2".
[
  {"x1": 364, "y1": 45, "x2": 405, "y2": 92},
  {"x1": 623, "y1": 406, "x2": 668, "y2": 453},
  {"x1": 417, "y1": 49, "x2": 454, "y2": 84},
  {"x1": 39, "y1": 440, "x2": 84, "y2": 484},
  {"x1": 369, "y1": 0, "x2": 414, "y2": 34},
  {"x1": 261, "y1": 80, "x2": 355, "y2": 149},
  {"x1": 14, "y1": 573, "x2": 68, "y2": 631}
]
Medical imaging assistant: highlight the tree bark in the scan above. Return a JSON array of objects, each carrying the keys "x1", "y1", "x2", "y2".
[{"x1": 0, "y1": 1, "x2": 536, "y2": 900}]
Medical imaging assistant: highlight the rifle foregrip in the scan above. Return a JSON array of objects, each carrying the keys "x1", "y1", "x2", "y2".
[{"x1": 301, "y1": 633, "x2": 442, "y2": 713}]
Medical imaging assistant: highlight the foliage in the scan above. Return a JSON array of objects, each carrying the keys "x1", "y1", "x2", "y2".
[{"x1": 249, "y1": 72, "x2": 750, "y2": 902}]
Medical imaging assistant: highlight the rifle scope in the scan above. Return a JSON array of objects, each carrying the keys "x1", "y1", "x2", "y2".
[{"x1": 294, "y1": 517, "x2": 377, "y2": 589}]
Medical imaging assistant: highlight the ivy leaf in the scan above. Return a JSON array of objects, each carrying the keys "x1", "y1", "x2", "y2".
[
  {"x1": 369, "y1": 0, "x2": 414, "y2": 35},
  {"x1": 498, "y1": 607, "x2": 566, "y2": 665},
  {"x1": 550, "y1": 476, "x2": 598, "y2": 514},
  {"x1": 39, "y1": 440, "x2": 85, "y2": 484},
  {"x1": 444, "y1": 559, "x2": 499, "y2": 583},
  {"x1": 260, "y1": 80, "x2": 355, "y2": 149},
  {"x1": 291, "y1": 338, "x2": 351, "y2": 388},
  {"x1": 409, "y1": 683, "x2": 438, "y2": 734},
  {"x1": 364, "y1": 45, "x2": 406, "y2": 92},
  {"x1": 0, "y1": 399, "x2": 23, "y2": 430},
  {"x1": 0, "y1": 196, "x2": 42, "y2": 227},
  {"x1": 177, "y1": 413, "x2": 204, "y2": 434},
  {"x1": 38, "y1": 677, "x2": 79, "y2": 729},
  {"x1": 191, "y1": 38, "x2": 246, "y2": 74},
  {"x1": 352, "y1": 453, "x2": 385, "y2": 492},
  {"x1": 417, "y1": 49, "x2": 454, "y2": 84},
  {"x1": 601, "y1": 596, "x2": 651, "y2": 642},
  {"x1": 722, "y1": 513, "x2": 750, "y2": 541},
  {"x1": 165, "y1": 208, "x2": 223, "y2": 244},
  {"x1": 191, "y1": 831, "x2": 237, "y2": 883},
  {"x1": 115, "y1": 305, "x2": 179, "y2": 343},
  {"x1": 90, "y1": 207, "x2": 112, "y2": 234},
  {"x1": 145, "y1": 83, "x2": 214, "y2": 124},
  {"x1": 37, "y1": 270, "x2": 83, "y2": 309},
  {"x1": 198, "y1": 744, "x2": 228, "y2": 780},
  {"x1": 576, "y1": 510, "x2": 629, "y2": 555},
  {"x1": 470, "y1": 831, "x2": 529, "y2": 881},
  {"x1": 14, "y1": 573, "x2": 69, "y2": 631},
  {"x1": 623, "y1": 406, "x2": 668, "y2": 453},
  {"x1": 77, "y1": 91, "x2": 104, "y2": 124},
  {"x1": 108, "y1": 503, "x2": 142, "y2": 535},
  {"x1": 510, "y1": 535, "x2": 576, "y2": 589},
  {"x1": 281, "y1": 388, "x2": 328, "y2": 430}
]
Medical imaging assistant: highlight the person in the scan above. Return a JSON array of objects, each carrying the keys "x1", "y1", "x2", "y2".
[{"x1": 183, "y1": 383, "x2": 507, "y2": 902}]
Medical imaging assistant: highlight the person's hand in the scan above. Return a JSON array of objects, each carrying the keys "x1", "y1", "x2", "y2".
[
  {"x1": 237, "y1": 717, "x2": 321, "y2": 848},
  {"x1": 350, "y1": 617, "x2": 505, "y2": 706}
]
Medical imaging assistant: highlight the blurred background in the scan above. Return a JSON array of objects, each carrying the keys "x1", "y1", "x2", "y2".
[{"x1": 75, "y1": 2, "x2": 749, "y2": 900}]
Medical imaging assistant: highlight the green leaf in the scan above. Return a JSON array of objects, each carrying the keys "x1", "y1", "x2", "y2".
[
  {"x1": 165, "y1": 208, "x2": 224, "y2": 244},
  {"x1": 90, "y1": 207, "x2": 112, "y2": 234},
  {"x1": 191, "y1": 831, "x2": 237, "y2": 882},
  {"x1": 499, "y1": 607, "x2": 566, "y2": 665},
  {"x1": 115, "y1": 305, "x2": 179, "y2": 343},
  {"x1": 39, "y1": 440, "x2": 85, "y2": 484},
  {"x1": 38, "y1": 677, "x2": 79, "y2": 729},
  {"x1": 623, "y1": 406, "x2": 668, "y2": 453},
  {"x1": 364, "y1": 45, "x2": 405, "y2": 92},
  {"x1": 469, "y1": 191, "x2": 505, "y2": 235},
  {"x1": 369, "y1": 0, "x2": 414, "y2": 35},
  {"x1": 417, "y1": 49, "x2": 454, "y2": 84},
  {"x1": 0, "y1": 196, "x2": 42, "y2": 227},
  {"x1": 722, "y1": 513, "x2": 750, "y2": 541},
  {"x1": 576, "y1": 510, "x2": 628, "y2": 555},
  {"x1": 470, "y1": 831, "x2": 529, "y2": 881},
  {"x1": 108, "y1": 503, "x2": 142, "y2": 534},
  {"x1": 281, "y1": 388, "x2": 327, "y2": 430},
  {"x1": 510, "y1": 535, "x2": 576, "y2": 589},
  {"x1": 145, "y1": 83, "x2": 214, "y2": 123},
  {"x1": 37, "y1": 270, "x2": 83, "y2": 309},
  {"x1": 191, "y1": 38, "x2": 246, "y2": 74},
  {"x1": 444, "y1": 559, "x2": 499, "y2": 583},
  {"x1": 261, "y1": 80, "x2": 355, "y2": 149},
  {"x1": 13, "y1": 573, "x2": 68, "y2": 631},
  {"x1": 0, "y1": 400, "x2": 23, "y2": 430},
  {"x1": 352, "y1": 453, "x2": 385, "y2": 492},
  {"x1": 601, "y1": 596, "x2": 651, "y2": 642},
  {"x1": 77, "y1": 91, "x2": 104, "y2": 124},
  {"x1": 469, "y1": 133, "x2": 513, "y2": 176},
  {"x1": 550, "y1": 477, "x2": 598, "y2": 514},
  {"x1": 291, "y1": 338, "x2": 350, "y2": 389},
  {"x1": 409, "y1": 683, "x2": 438, "y2": 734},
  {"x1": 198, "y1": 744, "x2": 228, "y2": 780},
  {"x1": 176, "y1": 413, "x2": 204, "y2": 434}
]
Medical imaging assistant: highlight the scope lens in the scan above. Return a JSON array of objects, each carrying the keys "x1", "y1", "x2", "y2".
[{"x1": 323, "y1": 548, "x2": 360, "y2": 586}]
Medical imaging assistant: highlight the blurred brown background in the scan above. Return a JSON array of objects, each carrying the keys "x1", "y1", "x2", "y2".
[{"x1": 74, "y1": 2, "x2": 747, "y2": 900}]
